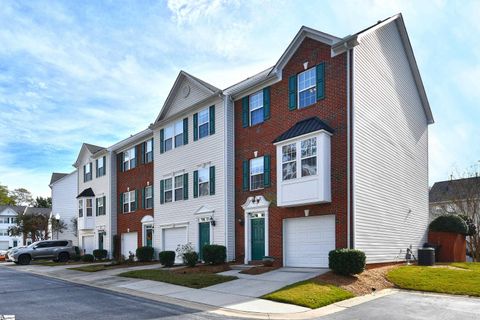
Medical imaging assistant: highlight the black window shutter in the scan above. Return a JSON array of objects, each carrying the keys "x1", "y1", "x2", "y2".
[
  {"x1": 209, "y1": 105, "x2": 215, "y2": 135},
  {"x1": 242, "y1": 96, "x2": 249, "y2": 127},
  {"x1": 141, "y1": 142, "x2": 145, "y2": 164},
  {"x1": 193, "y1": 113, "x2": 198, "y2": 141},
  {"x1": 160, "y1": 129, "x2": 165, "y2": 154},
  {"x1": 95, "y1": 159, "x2": 98, "y2": 178},
  {"x1": 288, "y1": 74, "x2": 297, "y2": 110},
  {"x1": 183, "y1": 117, "x2": 189, "y2": 145},
  {"x1": 103, "y1": 156, "x2": 106, "y2": 176},
  {"x1": 193, "y1": 170, "x2": 198, "y2": 198},
  {"x1": 263, "y1": 87, "x2": 271, "y2": 120},
  {"x1": 242, "y1": 160, "x2": 249, "y2": 191},
  {"x1": 264, "y1": 155, "x2": 271, "y2": 187},
  {"x1": 120, "y1": 193, "x2": 124, "y2": 213},
  {"x1": 316, "y1": 62, "x2": 325, "y2": 100},
  {"x1": 118, "y1": 153, "x2": 124, "y2": 172},
  {"x1": 209, "y1": 166, "x2": 215, "y2": 195},
  {"x1": 95, "y1": 198, "x2": 99, "y2": 216},
  {"x1": 183, "y1": 173, "x2": 189, "y2": 200},
  {"x1": 160, "y1": 180, "x2": 165, "y2": 204}
]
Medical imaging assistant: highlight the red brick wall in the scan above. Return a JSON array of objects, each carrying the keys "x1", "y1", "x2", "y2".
[
  {"x1": 234, "y1": 38, "x2": 348, "y2": 265},
  {"x1": 117, "y1": 143, "x2": 154, "y2": 249}
]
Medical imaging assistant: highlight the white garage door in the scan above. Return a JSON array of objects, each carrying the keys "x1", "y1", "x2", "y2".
[
  {"x1": 122, "y1": 232, "x2": 138, "y2": 258},
  {"x1": 82, "y1": 236, "x2": 94, "y2": 254},
  {"x1": 163, "y1": 227, "x2": 187, "y2": 264},
  {"x1": 0, "y1": 241, "x2": 9, "y2": 250},
  {"x1": 284, "y1": 215, "x2": 335, "y2": 268}
]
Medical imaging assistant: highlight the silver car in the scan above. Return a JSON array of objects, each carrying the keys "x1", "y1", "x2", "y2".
[{"x1": 10, "y1": 240, "x2": 76, "y2": 265}]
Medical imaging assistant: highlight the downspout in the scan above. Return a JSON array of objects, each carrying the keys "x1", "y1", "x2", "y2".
[
  {"x1": 350, "y1": 48, "x2": 356, "y2": 249},
  {"x1": 346, "y1": 49, "x2": 351, "y2": 249}
]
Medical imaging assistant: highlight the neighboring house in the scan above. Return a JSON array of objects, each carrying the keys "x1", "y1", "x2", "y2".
[
  {"x1": 73, "y1": 143, "x2": 115, "y2": 256},
  {"x1": 226, "y1": 13, "x2": 433, "y2": 267},
  {"x1": 0, "y1": 205, "x2": 25, "y2": 249},
  {"x1": 49, "y1": 171, "x2": 78, "y2": 245},
  {"x1": 110, "y1": 129, "x2": 154, "y2": 259},
  {"x1": 151, "y1": 71, "x2": 235, "y2": 262}
]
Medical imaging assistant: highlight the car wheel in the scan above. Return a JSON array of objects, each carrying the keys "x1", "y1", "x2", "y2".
[
  {"x1": 18, "y1": 255, "x2": 31, "y2": 265},
  {"x1": 58, "y1": 252, "x2": 69, "y2": 263}
]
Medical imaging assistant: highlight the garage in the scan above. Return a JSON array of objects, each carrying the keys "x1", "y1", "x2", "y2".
[
  {"x1": 82, "y1": 236, "x2": 94, "y2": 254},
  {"x1": 0, "y1": 241, "x2": 9, "y2": 250},
  {"x1": 121, "y1": 232, "x2": 138, "y2": 258},
  {"x1": 163, "y1": 227, "x2": 187, "y2": 264},
  {"x1": 284, "y1": 215, "x2": 335, "y2": 268}
]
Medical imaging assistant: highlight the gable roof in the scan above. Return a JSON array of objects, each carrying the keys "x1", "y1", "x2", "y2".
[
  {"x1": 273, "y1": 117, "x2": 334, "y2": 143},
  {"x1": 50, "y1": 173, "x2": 68, "y2": 185},
  {"x1": 430, "y1": 177, "x2": 480, "y2": 203},
  {"x1": 24, "y1": 207, "x2": 51, "y2": 216},
  {"x1": 0, "y1": 205, "x2": 26, "y2": 215},
  {"x1": 154, "y1": 71, "x2": 221, "y2": 124},
  {"x1": 77, "y1": 187, "x2": 95, "y2": 198},
  {"x1": 74, "y1": 143, "x2": 106, "y2": 168}
]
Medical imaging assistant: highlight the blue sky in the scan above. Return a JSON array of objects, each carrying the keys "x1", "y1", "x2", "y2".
[{"x1": 1, "y1": 0, "x2": 479, "y2": 197}]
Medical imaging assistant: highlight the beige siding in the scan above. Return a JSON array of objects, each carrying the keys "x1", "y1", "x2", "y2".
[
  {"x1": 352, "y1": 21, "x2": 429, "y2": 263},
  {"x1": 164, "y1": 78, "x2": 213, "y2": 119},
  {"x1": 51, "y1": 171, "x2": 78, "y2": 245}
]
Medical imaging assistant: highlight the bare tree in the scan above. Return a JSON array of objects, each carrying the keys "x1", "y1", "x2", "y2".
[{"x1": 70, "y1": 217, "x2": 78, "y2": 237}]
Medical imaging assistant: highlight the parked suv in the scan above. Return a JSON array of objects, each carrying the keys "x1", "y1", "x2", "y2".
[{"x1": 9, "y1": 240, "x2": 76, "y2": 265}]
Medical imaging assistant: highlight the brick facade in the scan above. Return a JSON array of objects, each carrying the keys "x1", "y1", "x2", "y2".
[
  {"x1": 234, "y1": 38, "x2": 348, "y2": 265},
  {"x1": 117, "y1": 143, "x2": 154, "y2": 250}
]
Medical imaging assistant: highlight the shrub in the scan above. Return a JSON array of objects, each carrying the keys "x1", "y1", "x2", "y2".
[
  {"x1": 329, "y1": 249, "x2": 366, "y2": 276},
  {"x1": 112, "y1": 234, "x2": 120, "y2": 260},
  {"x1": 93, "y1": 249, "x2": 108, "y2": 260},
  {"x1": 71, "y1": 254, "x2": 81, "y2": 262},
  {"x1": 82, "y1": 254, "x2": 95, "y2": 263},
  {"x1": 159, "y1": 251, "x2": 176, "y2": 267},
  {"x1": 136, "y1": 246, "x2": 154, "y2": 262},
  {"x1": 429, "y1": 215, "x2": 468, "y2": 235},
  {"x1": 176, "y1": 243, "x2": 198, "y2": 267},
  {"x1": 73, "y1": 246, "x2": 81, "y2": 255},
  {"x1": 203, "y1": 245, "x2": 226, "y2": 265}
]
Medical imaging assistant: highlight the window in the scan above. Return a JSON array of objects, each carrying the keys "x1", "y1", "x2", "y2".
[
  {"x1": 301, "y1": 138, "x2": 317, "y2": 177},
  {"x1": 164, "y1": 126, "x2": 174, "y2": 152},
  {"x1": 174, "y1": 175, "x2": 184, "y2": 201},
  {"x1": 96, "y1": 197, "x2": 105, "y2": 216},
  {"x1": 298, "y1": 67, "x2": 316, "y2": 108},
  {"x1": 174, "y1": 121, "x2": 184, "y2": 148},
  {"x1": 282, "y1": 143, "x2": 297, "y2": 180},
  {"x1": 86, "y1": 199, "x2": 93, "y2": 217},
  {"x1": 198, "y1": 168, "x2": 210, "y2": 196},
  {"x1": 164, "y1": 178, "x2": 173, "y2": 203},
  {"x1": 97, "y1": 156, "x2": 105, "y2": 177},
  {"x1": 198, "y1": 109, "x2": 209, "y2": 139},
  {"x1": 78, "y1": 200, "x2": 84, "y2": 218},
  {"x1": 144, "y1": 139, "x2": 153, "y2": 163},
  {"x1": 123, "y1": 190, "x2": 136, "y2": 213},
  {"x1": 123, "y1": 147, "x2": 136, "y2": 171},
  {"x1": 250, "y1": 157, "x2": 264, "y2": 190},
  {"x1": 0, "y1": 230, "x2": 8, "y2": 236},
  {"x1": 145, "y1": 186, "x2": 153, "y2": 209},
  {"x1": 84, "y1": 163, "x2": 92, "y2": 182},
  {"x1": 249, "y1": 91, "x2": 264, "y2": 126}
]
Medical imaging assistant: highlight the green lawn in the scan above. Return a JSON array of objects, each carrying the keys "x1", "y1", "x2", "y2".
[
  {"x1": 262, "y1": 279, "x2": 354, "y2": 309},
  {"x1": 118, "y1": 269, "x2": 238, "y2": 289},
  {"x1": 387, "y1": 263, "x2": 480, "y2": 296}
]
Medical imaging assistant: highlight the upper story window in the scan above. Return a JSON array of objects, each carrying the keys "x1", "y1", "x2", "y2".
[
  {"x1": 249, "y1": 91, "x2": 264, "y2": 126},
  {"x1": 160, "y1": 118, "x2": 188, "y2": 154},
  {"x1": 144, "y1": 186, "x2": 153, "y2": 209},
  {"x1": 160, "y1": 173, "x2": 188, "y2": 204},
  {"x1": 0, "y1": 217, "x2": 15, "y2": 224},
  {"x1": 96, "y1": 196, "x2": 105, "y2": 216},
  {"x1": 174, "y1": 175, "x2": 184, "y2": 201},
  {"x1": 198, "y1": 168, "x2": 210, "y2": 197},
  {"x1": 78, "y1": 199, "x2": 83, "y2": 218},
  {"x1": 282, "y1": 143, "x2": 297, "y2": 180},
  {"x1": 164, "y1": 178, "x2": 173, "y2": 203},
  {"x1": 250, "y1": 157, "x2": 264, "y2": 190},
  {"x1": 164, "y1": 126, "x2": 174, "y2": 152},
  {"x1": 84, "y1": 163, "x2": 92, "y2": 182},
  {"x1": 301, "y1": 138, "x2": 317, "y2": 177},
  {"x1": 123, "y1": 190, "x2": 136, "y2": 213},
  {"x1": 86, "y1": 198, "x2": 93, "y2": 217},
  {"x1": 198, "y1": 109, "x2": 210, "y2": 139},
  {"x1": 298, "y1": 67, "x2": 317, "y2": 109},
  {"x1": 123, "y1": 147, "x2": 136, "y2": 171},
  {"x1": 96, "y1": 156, "x2": 106, "y2": 177},
  {"x1": 174, "y1": 121, "x2": 184, "y2": 148},
  {"x1": 144, "y1": 139, "x2": 153, "y2": 163}
]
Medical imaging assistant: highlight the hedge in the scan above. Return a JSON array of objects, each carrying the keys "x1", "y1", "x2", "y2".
[
  {"x1": 136, "y1": 246, "x2": 154, "y2": 262},
  {"x1": 159, "y1": 251, "x2": 175, "y2": 267},
  {"x1": 329, "y1": 249, "x2": 366, "y2": 275},
  {"x1": 203, "y1": 245, "x2": 226, "y2": 265},
  {"x1": 93, "y1": 249, "x2": 108, "y2": 260},
  {"x1": 82, "y1": 254, "x2": 95, "y2": 263},
  {"x1": 429, "y1": 215, "x2": 468, "y2": 235}
]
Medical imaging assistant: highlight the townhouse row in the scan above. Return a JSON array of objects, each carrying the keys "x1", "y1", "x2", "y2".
[{"x1": 50, "y1": 14, "x2": 434, "y2": 267}]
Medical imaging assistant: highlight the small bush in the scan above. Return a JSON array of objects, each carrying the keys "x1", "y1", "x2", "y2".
[
  {"x1": 82, "y1": 254, "x2": 95, "y2": 263},
  {"x1": 183, "y1": 252, "x2": 198, "y2": 267},
  {"x1": 203, "y1": 245, "x2": 226, "y2": 265},
  {"x1": 112, "y1": 235, "x2": 120, "y2": 260},
  {"x1": 429, "y1": 215, "x2": 468, "y2": 235},
  {"x1": 73, "y1": 246, "x2": 81, "y2": 255},
  {"x1": 329, "y1": 249, "x2": 366, "y2": 276},
  {"x1": 93, "y1": 249, "x2": 108, "y2": 260},
  {"x1": 136, "y1": 246, "x2": 154, "y2": 262},
  {"x1": 159, "y1": 251, "x2": 175, "y2": 267}
]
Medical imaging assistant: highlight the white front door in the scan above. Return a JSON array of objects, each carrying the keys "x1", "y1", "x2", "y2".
[
  {"x1": 82, "y1": 236, "x2": 94, "y2": 254},
  {"x1": 284, "y1": 215, "x2": 335, "y2": 268},
  {"x1": 121, "y1": 232, "x2": 138, "y2": 258},
  {"x1": 163, "y1": 227, "x2": 187, "y2": 264}
]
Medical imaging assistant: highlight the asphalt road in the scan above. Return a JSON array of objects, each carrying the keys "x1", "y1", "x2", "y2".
[{"x1": 0, "y1": 267, "x2": 240, "y2": 320}]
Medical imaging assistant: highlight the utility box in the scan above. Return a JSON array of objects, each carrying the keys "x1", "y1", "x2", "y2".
[{"x1": 418, "y1": 247, "x2": 435, "y2": 266}]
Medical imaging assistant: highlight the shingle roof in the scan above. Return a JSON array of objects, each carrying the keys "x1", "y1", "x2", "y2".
[
  {"x1": 430, "y1": 177, "x2": 480, "y2": 203},
  {"x1": 272, "y1": 117, "x2": 334, "y2": 143},
  {"x1": 50, "y1": 173, "x2": 68, "y2": 185},
  {"x1": 77, "y1": 188, "x2": 95, "y2": 198},
  {"x1": 0, "y1": 205, "x2": 26, "y2": 214},
  {"x1": 24, "y1": 207, "x2": 51, "y2": 216},
  {"x1": 84, "y1": 143, "x2": 105, "y2": 154}
]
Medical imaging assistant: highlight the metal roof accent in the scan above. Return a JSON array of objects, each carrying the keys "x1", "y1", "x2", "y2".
[
  {"x1": 77, "y1": 187, "x2": 95, "y2": 198},
  {"x1": 272, "y1": 117, "x2": 334, "y2": 143}
]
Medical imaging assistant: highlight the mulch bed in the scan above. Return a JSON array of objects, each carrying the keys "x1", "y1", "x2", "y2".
[
  {"x1": 173, "y1": 263, "x2": 231, "y2": 274},
  {"x1": 240, "y1": 266, "x2": 279, "y2": 275}
]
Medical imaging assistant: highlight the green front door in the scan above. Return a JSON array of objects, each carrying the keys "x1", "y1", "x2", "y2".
[
  {"x1": 199, "y1": 222, "x2": 210, "y2": 260},
  {"x1": 251, "y1": 218, "x2": 265, "y2": 260},
  {"x1": 145, "y1": 227, "x2": 153, "y2": 247}
]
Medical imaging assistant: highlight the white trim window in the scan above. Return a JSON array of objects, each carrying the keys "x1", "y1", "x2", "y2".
[
  {"x1": 298, "y1": 67, "x2": 316, "y2": 109},
  {"x1": 174, "y1": 121, "x2": 184, "y2": 148},
  {"x1": 145, "y1": 139, "x2": 153, "y2": 163},
  {"x1": 84, "y1": 163, "x2": 92, "y2": 182},
  {"x1": 250, "y1": 157, "x2": 264, "y2": 190},
  {"x1": 145, "y1": 186, "x2": 153, "y2": 209},
  {"x1": 198, "y1": 168, "x2": 210, "y2": 197},
  {"x1": 123, "y1": 190, "x2": 136, "y2": 213},
  {"x1": 174, "y1": 175, "x2": 184, "y2": 201},
  {"x1": 97, "y1": 157, "x2": 105, "y2": 177},
  {"x1": 123, "y1": 147, "x2": 136, "y2": 171},
  {"x1": 86, "y1": 199, "x2": 93, "y2": 217},
  {"x1": 0, "y1": 230, "x2": 8, "y2": 236},
  {"x1": 198, "y1": 109, "x2": 210, "y2": 139},
  {"x1": 301, "y1": 137, "x2": 317, "y2": 177},
  {"x1": 164, "y1": 178, "x2": 173, "y2": 203},
  {"x1": 78, "y1": 199, "x2": 84, "y2": 218},
  {"x1": 282, "y1": 143, "x2": 297, "y2": 180},
  {"x1": 249, "y1": 90, "x2": 264, "y2": 126},
  {"x1": 164, "y1": 126, "x2": 174, "y2": 152},
  {"x1": 97, "y1": 197, "x2": 105, "y2": 216}
]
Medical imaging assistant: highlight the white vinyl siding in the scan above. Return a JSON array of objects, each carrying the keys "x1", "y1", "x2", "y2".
[{"x1": 352, "y1": 21, "x2": 429, "y2": 263}]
